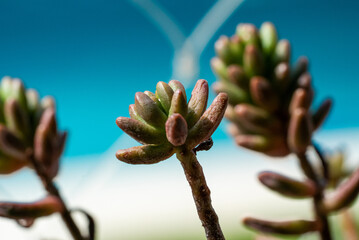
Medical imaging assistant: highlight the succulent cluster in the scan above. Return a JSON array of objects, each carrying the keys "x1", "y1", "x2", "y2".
[
  {"x1": 0, "y1": 76, "x2": 67, "y2": 227},
  {"x1": 244, "y1": 150, "x2": 359, "y2": 237},
  {"x1": 211, "y1": 22, "x2": 332, "y2": 156},
  {"x1": 116, "y1": 79, "x2": 228, "y2": 164},
  {"x1": 116, "y1": 79, "x2": 228, "y2": 239},
  {"x1": 0, "y1": 76, "x2": 66, "y2": 178}
]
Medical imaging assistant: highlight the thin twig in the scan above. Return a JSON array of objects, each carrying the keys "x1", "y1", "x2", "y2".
[
  {"x1": 176, "y1": 148, "x2": 225, "y2": 240},
  {"x1": 296, "y1": 153, "x2": 332, "y2": 240},
  {"x1": 27, "y1": 151, "x2": 85, "y2": 240}
]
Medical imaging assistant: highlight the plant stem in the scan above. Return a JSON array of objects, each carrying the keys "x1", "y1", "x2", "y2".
[
  {"x1": 176, "y1": 148, "x2": 225, "y2": 240},
  {"x1": 312, "y1": 142, "x2": 329, "y2": 181},
  {"x1": 297, "y1": 153, "x2": 332, "y2": 240},
  {"x1": 28, "y1": 153, "x2": 84, "y2": 240}
]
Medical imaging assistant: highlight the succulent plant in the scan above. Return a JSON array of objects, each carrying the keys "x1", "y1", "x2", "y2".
[
  {"x1": 116, "y1": 79, "x2": 228, "y2": 163},
  {"x1": 0, "y1": 76, "x2": 94, "y2": 240},
  {"x1": 211, "y1": 22, "x2": 359, "y2": 240},
  {"x1": 211, "y1": 22, "x2": 332, "y2": 157},
  {"x1": 0, "y1": 76, "x2": 65, "y2": 178},
  {"x1": 116, "y1": 79, "x2": 228, "y2": 240}
]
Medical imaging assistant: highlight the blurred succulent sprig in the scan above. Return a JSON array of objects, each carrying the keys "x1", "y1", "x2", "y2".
[
  {"x1": 212, "y1": 22, "x2": 332, "y2": 157},
  {"x1": 0, "y1": 77, "x2": 94, "y2": 240},
  {"x1": 212, "y1": 22, "x2": 359, "y2": 240},
  {"x1": 116, "y1": 79, "x2": 228, "y2": 240}
]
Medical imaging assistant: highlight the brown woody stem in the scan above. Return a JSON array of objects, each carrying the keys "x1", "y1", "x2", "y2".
[
  {"x1": 27, "y1": 152, "x2": 85, "y2": 240},
  {"x1": 176, "y1": 148, "x2": 225, "y2": 240},
  {"x1": 297, "y1": 153, "x2": 332, "y2": 240}
]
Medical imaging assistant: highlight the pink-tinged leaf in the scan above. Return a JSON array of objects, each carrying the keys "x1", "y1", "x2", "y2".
[
  {"x1": 186, "y1": 93, "x2": 228, "y2": 149},
  {"x1": 116, "y1": 144, "x2": 174, "y2": 164},
  {"x1": 116, "y1": 117, "x2": 165, "y2": 144},
  {"x1": 165, "y1": 114, "x2": 188, "y2": 146},
  {"x1": 186, "y1": 79, "x2": 209, "y2": 128}
]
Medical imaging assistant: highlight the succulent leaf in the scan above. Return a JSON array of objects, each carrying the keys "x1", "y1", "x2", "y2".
[
  {"x1": 155, "y1": 81, "x2": 174, "y2": 113},
  {"x1": 187, "y1": 79, "x2": 209, "y2": 128},
  {"x1": 116, "y1": 144, "x2": 174, "y2": 164},
  {"x1": 258, "y1": 171, "x2": 316, "y2": 198},
  {"x1": 243, "y1": 217, "x2": 318, "y2": 235},
  {"x1": 288, "y1": 108, "x2": 313, "y2": 154},
  {"x1": 186, "y1": 93, "x2": 228, "y2": 149},
  {"x1": 0, "y1": 196, "x2": 63, "y2": 220},
  {"x1": 116, "y1": 117, "x2": 165, "y2": 144}
]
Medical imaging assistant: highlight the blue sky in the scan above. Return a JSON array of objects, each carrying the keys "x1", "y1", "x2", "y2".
[{"x1": 0, "y1": 0, "x2": 358, "y2": 156}]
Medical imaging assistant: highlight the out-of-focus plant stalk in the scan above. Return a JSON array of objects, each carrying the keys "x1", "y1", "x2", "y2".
[
  {"x1": 0, "y1": 77, "x2": 94, "y2": 240},
  {"x1": 27, "y1": 151, "x2": 85, "y2": 240},
  {"x1": 296, "y1": 153, "x2": 332, "y2": 240},
  {"x1": 176, "y1": 148, "x2": 224, "y2": 240}
]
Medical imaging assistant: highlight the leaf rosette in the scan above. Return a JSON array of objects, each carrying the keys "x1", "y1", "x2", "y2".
[
  {"x1": 116, "y1": 79, "x2": 228, "y2": 164},
  {"x1": 212, "y1": 22, "x2": 332, "y2": 156},
  {"x1": 0, "y1": 76, "x2": 66, "y2": 178}
]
